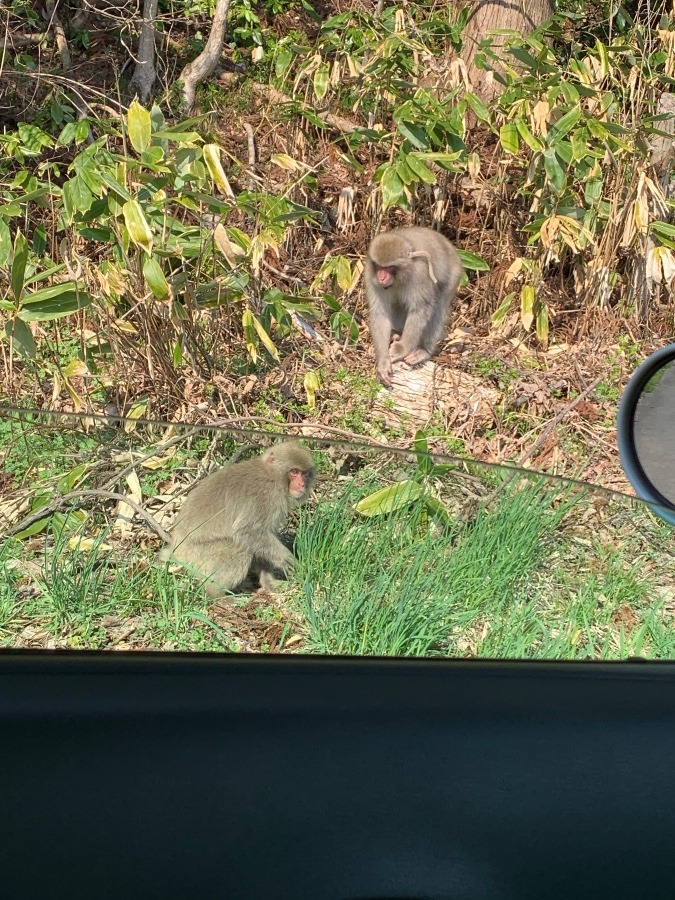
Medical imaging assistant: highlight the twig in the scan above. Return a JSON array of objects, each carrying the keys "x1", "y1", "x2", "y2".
[
  {"x1": 179, "y1": 0, "x2": 231, "y2": 113},
  {"x1": 5, "y1": 489, "x2": 170, "y2": 542},
  {"x1": 478, "y1": 374, "x2": 604, "y2": 511},
  {"x1": 516, "y1": 374, "x2": 604, "y2": 469},
  {"x1": 244, "y1": 122, "x2": 256, "y2": 166},
  {"x1": 100, "y1": 428, "x2": 202, "y2": 491},
  {"x1": 261, "y1": 260, "x2": 306, "y2": 285},
  {"x1": 44, "y1": 0, "x2": 71, "y2": 72}
]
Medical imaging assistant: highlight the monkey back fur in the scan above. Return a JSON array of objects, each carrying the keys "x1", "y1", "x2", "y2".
[{"x1": 160, "y1": 441, "x2": 315, "y2": 598}]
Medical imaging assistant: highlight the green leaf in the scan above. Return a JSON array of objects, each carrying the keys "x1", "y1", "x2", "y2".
[
  {"x1": 547, "y1": 107, "x2": 581, "y2": 144},
  {"x1": 492, "y1": 293, "x2": 514, "y2": 326},
  {"x1": 0, "y1": 218, "x2": 12, "y2": 267},
  {"x1": 651, "y1": 221, "x2": 675, "y2": 249},
  {"x1": 587, "y1": 119, "x2": 609, "y2": 140},
  {"x1": 458, "y1": 250, "x2": 490, "y2": 272},
  {"x1": 464, "y1": 92, "x2": 491, "y2": 122},
  {"x1": 58, "y1": 122, "x2": 78, "y2": 146},
  {"x1": 521, "y1": 284, "x2": 535, "y2": 331},
  {"x1": 74, "y1": 120, "x2": 90, "y2": 144},
  {"x1": 536, "y1": 302, "x2": 549, "y2": 344},
  {"x1": 405, "y1": 154, "x2": 436, "y2": 184},
  {"x1": 33, "y1": 224, "x2": 47, "y2": 255},
  {"x1": 11, "y1": 231, "x2": 28, "y2": 303},
  {"x1": 500, "y1": 122, "x2": 520, "y2": 154},
  {"x1": 97, "y1": 171, "x2": 133, "y2": 203},
  {"x1": 298, "y1": 106, "x2": 328, "y2": 129},
  {"x1": 380, "y1": 166, "x2": 405, "y2": 209},
  {"x1": 571, "y1": 128, "x2": 590, "y2": 161},
  {"x1": 122, "y1": 200, "x2": 154, "y2": 253},
  {"x1": 62, "y1": 176, "x2": 94, "y2": 214},
  {"x1": 18, "y1": 283, "x2": 92, "y2": 322},
  {"x1": 203, "y1": 143, "x2": 234, "y2": 197},
  {"x1": 420, "y1": 152, "x2": 462, "y2": 170},
  {"x1": 334, "y1": 256, "x2": 352, "y2": 291},
  {"x1": 396, "y1": 120, "x2": 430, "y2": 149},
  {"x1": 172, "y1": 339, "x2": 183, "y2": 367},
  {"x1": 250, "y1": 312, "x2": 280, "y2": 360},
  {"x1": 423, "y1": 494, "x2": 454, "y2": 529},
  {"x1": 57, "y1": 462, "x2": 87, "y2": 492},
  {"x1": 4, "y1": 318, "x2": 36, "y2": 358},
  {"x1": 584, "y1": 176, "x2": 602, "y2": 205},
  {"x1": 275, "y1": 46, "x2": 293, "y2": 78},
  {"x1": 559, "y1": 82, "x2": 580, "y2": 104},
  {"x1": 355, "y1": 481, "x2": 424, "y2": 517},
  {"x1": 304, "y1": 370, "x2": 321, "y2": 410},
  {"x1": 242, "y1": 307, "x2": 258, "y2": 362},
  {"x1": 543, "y1": 148, "x2": 566, "y2": 193},
  {"x1": 313, "y1": 63, "x2": 330, "y2": 101},
  {"x1": 395, "y1": 159, "x2": 415, "y2": 185},
  {"x1": 140, "y1": 146, "x2": 165, "y2": 167},
  {"x1": 413, "y1": 430, "x2": 433, "y2": 475},
  {"x1": 14, "y1": 515, "x2": 52, "y2": 539},
  {"x1": 509, "y1": 46, "x2": 547, "y2": 72},
  {"x1": 127, "y1": 100, "x2": 153, "y2": 154},
  {"x1": 515, "y1": 118, "x2": 543, "y2": 152},
  {"x1": 143, "y1": 256, "x2": 170, "y2": 300}
]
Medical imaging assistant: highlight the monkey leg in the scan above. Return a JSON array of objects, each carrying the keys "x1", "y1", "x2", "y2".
[
  {"x1": 389, "y1": 339, "x2": 407, "y2": 362},
  {"x1": 203, "y1": 549, "x2": 253, "y2": 598},
  {"x1": 170, "y1": 538, "x2": 253, "y2": 599},
  {"x1": 256, "y1": 568, "x2": 287, "y2": 593},
  {"x1": 402, "y1": 348, "x2": 431, "y2": 366},
  {"x1": 390, "y1": 309, "x2": 437, "y2": 365}
]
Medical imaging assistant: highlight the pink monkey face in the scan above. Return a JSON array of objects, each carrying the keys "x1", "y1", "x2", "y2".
[
  {"x1": 374, "y1": 265, "x2": 395, "y2": 288},
  {"x1": 288, "y1": 468, "x2": 312, "y2": 500}
]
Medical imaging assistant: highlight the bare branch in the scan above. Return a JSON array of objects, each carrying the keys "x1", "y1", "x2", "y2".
[{"x1": 5, "y1": 490, "x2": 170, "y2": 543}]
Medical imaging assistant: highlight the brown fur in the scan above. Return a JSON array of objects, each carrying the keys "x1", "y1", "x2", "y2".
[
  {"x1": 365, "y1": 226, "x2": 463, "y2": 386},
  {"x1": 160, "y1": 441, "x2": 315, "y2": 598}
]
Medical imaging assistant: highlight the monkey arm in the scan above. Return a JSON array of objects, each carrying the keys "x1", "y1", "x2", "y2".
[
  {"x1": 236, "y1": 529, "x2": 293, "y2": 571},
  {"x1": 229, "y1": 498, "x2": 294, "y2": 572},
  {"x1": 368, "y1": 296, "x2": 395, "y2": 385}
]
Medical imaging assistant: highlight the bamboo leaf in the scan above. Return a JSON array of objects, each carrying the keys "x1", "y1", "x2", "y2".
[
  {"x1": 500, "y1": 122, "x2": 520, "y2": 154},
  {"x1": 355, "y1": 481, "x2": 424, "y2": 517},
  {"x1": 127, "y1": 100, "x2": 152, "y2": 154}
]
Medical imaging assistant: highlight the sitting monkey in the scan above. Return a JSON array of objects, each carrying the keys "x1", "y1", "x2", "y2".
[{"x1": 160, "y1": 441, "x2": 315, "y2": 598}]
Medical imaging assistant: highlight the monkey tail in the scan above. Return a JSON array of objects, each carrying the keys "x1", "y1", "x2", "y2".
[{"x1": 408, "y1": 250, "x2": 438, "y2": 284}]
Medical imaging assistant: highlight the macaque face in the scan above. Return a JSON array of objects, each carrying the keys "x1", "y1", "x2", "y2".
[
  {"x1": 373, "y1": 264, "x2": 396, "y2": 288},
  {"x1": 288, "y1": 467, "x2": 313, "y2": 501}
]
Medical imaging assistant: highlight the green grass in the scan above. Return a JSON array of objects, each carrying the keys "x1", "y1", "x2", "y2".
[
  {"x1": 293, "y1": 477, "x2": 575, "y2": 656},
  {"x1": 2, "y1": 414, "x2": 675, "y2": 660},
  {"x1": 292, "y1": 480, "x2": 675, "y2": 659}
]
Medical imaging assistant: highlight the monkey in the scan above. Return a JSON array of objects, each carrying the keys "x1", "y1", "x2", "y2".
[
  {"x1": 365, "y1": 226, "x2": 463, "y2": 387},
  {"x1": 159, "y1": 441, "x2": 315, "y2": 599}
]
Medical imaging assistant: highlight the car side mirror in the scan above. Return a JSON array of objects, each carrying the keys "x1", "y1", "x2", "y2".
[{"x1": 618, "y1": 343, "x2": 675, "y2": 525}]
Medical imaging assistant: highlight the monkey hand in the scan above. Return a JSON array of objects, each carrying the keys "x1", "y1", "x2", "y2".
[{"x1": 377, "y1": 360, "x2": 394, "y2": 387}]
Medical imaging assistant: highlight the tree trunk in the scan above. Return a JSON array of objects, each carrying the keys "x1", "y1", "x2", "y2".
[
  {"x1": 462, "y1": 0, "x2": 554, "y2": 103},
  {"x1": 179, "y1": 0, "x2": 231, "y2": 114},
  {"x1": 128, "y1": 0, "x2": 159, "y2": 104}
]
